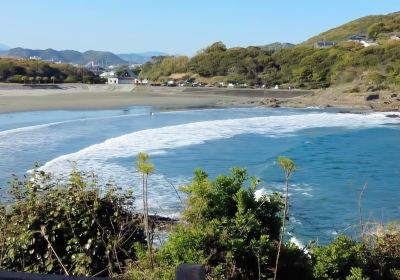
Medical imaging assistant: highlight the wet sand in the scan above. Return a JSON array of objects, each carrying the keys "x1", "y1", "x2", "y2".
[{"x1": 0, "y1": 84, "x2": 311, "y2": 113}]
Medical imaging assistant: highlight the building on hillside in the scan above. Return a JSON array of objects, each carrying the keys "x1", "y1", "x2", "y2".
[
  {"x1": 347, "y1": 33, "x2": 378, "y2": 47},
  {"x1": 129, "y1": 63, "x2": 142, "y2": 68},
  {"x1": 348, "y1": 33, "x2": 367, "y2": 42},
  {"x1": 314, "y1": 41, "x2": 336, "y2": 49},
  {"x1": 29, "y1": 56, "x2": 42, "y2": 60}
]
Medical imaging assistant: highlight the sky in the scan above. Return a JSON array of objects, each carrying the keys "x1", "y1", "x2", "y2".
[{"x1": 0, "y1": 0, "x2": 399, "y2": 55}]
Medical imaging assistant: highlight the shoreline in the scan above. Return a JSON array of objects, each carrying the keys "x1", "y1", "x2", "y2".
[{"x1": 0, "y1": 84, "x2": 398, "y2": 113}]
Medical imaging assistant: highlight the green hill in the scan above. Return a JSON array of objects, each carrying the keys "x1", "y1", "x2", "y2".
[{"x1": 303, "y1": 11, "x2": 400, "y2": 44}]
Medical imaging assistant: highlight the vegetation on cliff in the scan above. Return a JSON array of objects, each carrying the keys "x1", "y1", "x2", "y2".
[
  {"x1": 140, "y1": 40, "x2": 400, "y2": 90},
  {"x1": 303, "y1": 11, "x2": 400, "y2": 44},
  {"x1": 140, "y1": 12, "x2": 400, "y2": 91}
]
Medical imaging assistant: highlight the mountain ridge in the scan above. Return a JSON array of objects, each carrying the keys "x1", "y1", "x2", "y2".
[{"x1": 3, "y1": 47, "x2": 128, "y2": 66}]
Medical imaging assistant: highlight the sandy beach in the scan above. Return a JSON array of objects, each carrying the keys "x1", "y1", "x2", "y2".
[
  {"x1": 0, "y1": 84, "x2": 310, "y2": 113},
  {"x1": 0, "y1": 84, "x2": 398, "y2": 113}
]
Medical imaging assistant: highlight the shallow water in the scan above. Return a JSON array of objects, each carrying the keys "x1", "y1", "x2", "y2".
[{"x1": 0, "y1": 106, "x2": 399, "y2": 244}]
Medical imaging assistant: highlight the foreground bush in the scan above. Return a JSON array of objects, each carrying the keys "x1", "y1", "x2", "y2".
[
  {"x1": 312, "y1": 225, "x2": 400, "y2": 280},
  {"x1": 126, "y1": 168, "x2": 311, "y2": 279},
  {"x1": 0, "y1": 169, "x2": 145, "y2": 276},
  {"x1": 1, "y1": 165, "x2": 398, "y2": 279}
]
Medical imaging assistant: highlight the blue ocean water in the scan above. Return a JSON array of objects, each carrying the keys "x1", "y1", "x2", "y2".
[{"x1": 0, "y1": 106, "x2": 399, "y2": 245}]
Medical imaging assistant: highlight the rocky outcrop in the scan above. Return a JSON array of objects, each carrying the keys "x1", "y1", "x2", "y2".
[{"x1": 259, "y1": 98, "x2": 282, "y2": 108}]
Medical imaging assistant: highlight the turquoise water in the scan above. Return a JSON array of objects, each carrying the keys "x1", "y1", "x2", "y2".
[{"x1": 0, "y1": 107, "x2": 399, "y2": 245}]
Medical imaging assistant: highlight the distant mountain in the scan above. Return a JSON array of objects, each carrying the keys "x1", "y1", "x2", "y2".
[
  {"x1": 117, "y1": 51, "x2": 168, "y2": 64},
  {"x1": 260, "y1": 42, "x2": 295, "y2": 52},
  {"x1": 4, "y1": 47, "x2": 128, "y2": 66},
  {"x1": 303, "y1": 11, "x2": 400, "y2": 44},
  {"x1": 136, "y1": 51, "x2": 168, "y2": 57}
]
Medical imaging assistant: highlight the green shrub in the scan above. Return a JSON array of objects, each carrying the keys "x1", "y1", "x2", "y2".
[
  {"x1": 312, "y1": 236, "x2": 366, "y2": 280},
  {"x1": 126, "y1": 168, "x2": 311, "y2": 279},
  {"x1": 0, "y1": 169, "x2": 145, "y2": 276}
]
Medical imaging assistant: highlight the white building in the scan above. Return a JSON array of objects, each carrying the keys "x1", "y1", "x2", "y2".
[
  {"x1": 107, "y1": 77, "x2": 141, "y2": 85},
  {"x1": 29, "y1": 56, "x2": 42, "y2": 60},
  {"x1": 108, "y1": 77, "x2": 119, "y2": 84},
  {"x1": 100, "y1": 71, "x2": 116, "y2": 79},
  {"x1": 360, "y1": 40, "x2": 378, "y2": 47}
]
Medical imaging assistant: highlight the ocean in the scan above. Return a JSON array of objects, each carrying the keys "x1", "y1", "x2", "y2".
[{"x1": 0, "y1": 106, "x2": 399, "y2": 245}]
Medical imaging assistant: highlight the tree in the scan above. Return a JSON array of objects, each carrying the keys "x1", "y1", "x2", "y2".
[
  {"x1": 21, "y1": 76, "x2": 27, "y2": 84},
  {"x1": 42, "y1": 77, "x2": 49, "y2": 84},
  {"x1": 35, "y1": 76, "x2": 42, "y2": 84},
  {"x1": 29, "y1": 77, "x2": 34, "y2": 84},
  {"x1": 51, "y1": 76, "x2": 56, "y2": 84},
  {"x1": 274, "y1": 156, "x2": 296, "y2": 280},
  {"x1": 136, "y1": 153, "x2": 155, "y2": 269}
]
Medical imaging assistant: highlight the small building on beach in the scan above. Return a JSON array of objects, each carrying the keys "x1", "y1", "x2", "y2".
[
  {"x1": 108, "y1": 77, "x2": 118, "y2": 84},
  {"x1": 107, "y1": 69, "x2": 140, "y2": 85}
]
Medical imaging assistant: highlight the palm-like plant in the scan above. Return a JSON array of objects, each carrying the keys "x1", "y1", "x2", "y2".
[
  {"x1": 36, "y1": 76, "x2": 42, "y2": 84},
  {"x1": 42, "y1": 77, "x2": 49, "y2": 84},
  {"x1": 136, "y1": 152, "x2": 155, "y2": 269},
  {"x1": 51, "y1": 76, "x2": 56, "y2": 84},
  {"x1": 29, "y1": 77, "x2": 34, "y2": 84},
  {"x1": 274, "y1": 156, "x2": 296, "y2": 280},
  {"x1": 21, "y1": 76, "x2": 27, "y2": 84}
]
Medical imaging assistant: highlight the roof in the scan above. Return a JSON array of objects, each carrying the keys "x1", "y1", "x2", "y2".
[
  {"x1": 315, "y1": 41, "x2": 336, "y2": 47},
  {"x1": 348, "y1": 33, "x2": 367, "y2": 41}
]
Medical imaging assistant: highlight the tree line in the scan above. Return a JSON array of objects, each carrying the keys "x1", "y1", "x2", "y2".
[{"x1": 0, "y1": 58, "x2": 105, "y2": 84}]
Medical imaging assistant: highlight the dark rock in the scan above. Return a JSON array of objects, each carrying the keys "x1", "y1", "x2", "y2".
[
  {"x1": 339, "y1": 110, "x2": 365, "y2": 114},
  {"x1": 386, "y1": 114, "x2": 400, "y2": 118},
  {"x1": 270, "y1": 101, "x2": 281, "y2": 107},
  {"x1": 391, "y1": 94, "x2": 398, "y2": 98},
  {"x1": 366, "y1": 94, "x2": 380, "y2": 101},
  {"x1": 260, "y1": 98, "x2": 281, "y2": 108}
]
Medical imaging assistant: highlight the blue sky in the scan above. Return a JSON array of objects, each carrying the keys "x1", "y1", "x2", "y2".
[{"x1": 0, "y1": 0, "x2": 399, "y2": 55}]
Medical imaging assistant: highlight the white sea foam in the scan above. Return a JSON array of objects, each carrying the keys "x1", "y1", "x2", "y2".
[
  {"x1": 289, "y1": 236, "x2": 310, "y2": 254},
  {"x1": 0, "y1": 111, "x2": 147, "y2": 138},
  {"x1": 37, "y1": 112, "x2": 399, "y2": 213}
]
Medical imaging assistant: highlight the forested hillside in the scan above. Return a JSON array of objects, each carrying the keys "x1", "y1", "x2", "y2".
[
  {"x1": 0, "y1": 58, "x2": 102, "y2": 83},
  {"x1": 140, "y1": 40, "x2": 400, "y2": 90}
]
